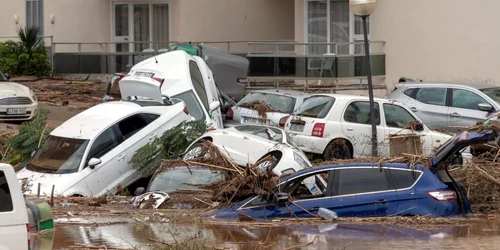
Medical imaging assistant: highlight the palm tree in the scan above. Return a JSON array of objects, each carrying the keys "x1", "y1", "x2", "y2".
[{"x1": 16, "y1": 26, "x2": 43, "y2": 55}]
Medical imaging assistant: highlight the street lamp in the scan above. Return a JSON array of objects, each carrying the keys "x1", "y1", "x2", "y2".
[{"x1": 350, "y1": 0, "x2": 378, "y2": 157}]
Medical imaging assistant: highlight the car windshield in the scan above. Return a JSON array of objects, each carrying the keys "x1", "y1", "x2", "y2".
[
  {"x1": 0, "y1": 70, "x2": 7, "y2": 81},
  {"x1": 480, "y1": 87, "x2": 500, "y2": 103},
  {"x1": 26, "y1": 135, "x2": 89, "y2": 174},
  {"x1": 238, "y1": 92, "x2": 296, "y2": 113},
  {"x1": 147, "y1": 166, "x2": 224, "y2": 192},
  {"x1": 233, "y1": 125, "x2": 283, "y2": 142},
  {"x1": 172, "y1": 90, "x2": 206, "y2": 121},
  {"x1": 294, "y1": 96, "x2": 335, "y2": 118}
]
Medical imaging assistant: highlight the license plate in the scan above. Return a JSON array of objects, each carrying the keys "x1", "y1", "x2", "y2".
[
  {"x1": 242, "y1": 117, "x2": 268, "y2": 125},
  {"x1": 134, "y1": 72, "x2": 155, "y2": 78},
  {"x1": 290, "y1": 123, "x2": 304, "y2": 132},
  {"x1": 6, "y1": 108, "x2": 26, "y2": 115}
]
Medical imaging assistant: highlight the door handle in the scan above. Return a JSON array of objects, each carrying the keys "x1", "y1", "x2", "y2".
[
  {"x1": 374, "y1": 199, "x2": 388, "y2": 204},
  {"x1": 117, "y1": 154, "x2": 126, "y2": 161},
  {"x1": 449, "y1": 112, "x2": 461, "y2": 118},
  {"x1": 410, "y1": 107, "x2": 418, "y2": 112},
  {"x1": 149, "y1": 133, "x2": 157, "y2": 140},
  {"x1": 346, "y1": 127, "x2": 354, "y2": 131},
  {"x1": 243, "y1": 136, "x2": 249, "y2": 140}
]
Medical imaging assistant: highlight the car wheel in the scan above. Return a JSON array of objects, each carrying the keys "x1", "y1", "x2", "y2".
[
  {"x1": 323, "y1": 140, "x2": 352, "y2": 161},
  {"x1": 255, "y1": 155, "x2": 278, "y2": 174},
  {"x1": 182, "y1": 142, "x2": 210, "y2": 160}
]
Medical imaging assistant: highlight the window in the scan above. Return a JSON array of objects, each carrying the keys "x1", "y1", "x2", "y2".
[
  {"x1": 307, "y1": 0, "x2": 369, "y2": 55},
  {"x1": 294, "y1": 96, "x2": 335, "y2": 118},
  {"x1": 283, "y1": 171, "x2": 330, "y2": 200},
  {"x1": 88, "y1": 128, "x2": 120, "y2": 160},
  {"x1": 147, "y1": 166, "x2": 224, "y2": 192},
  {"x1": 415, "y1": 88, "x2": 447, "y2": 106},
  {"x1": 343, "y1": 101, "x2": 380, "y2": 125},
  {"x1": 238, "y1": 92, "x2": 296, "y2": 113},
  {"x1": 26, "y1": 0, "x2": 44, "y2": 35},
  {"x1": 390, "y1": 169, "x2": 422, "y2": 189},
  {"x1": 233, "y1": 125, "x2": 283, "y2": 142},
  {"x1": 0, "y1": 170, "x2": 14, "y2": 212},
  {"x1": 452, "y1": 89, "x2": 490, "y2": 110},
  {"x1": 172, "y1": 90, "x2": 206, "y2": 121},
  {"x1": 189, "y1": 61, "x2": 209, "y2": 111},
  {"x1": 144, "y1": 113, "x2": 160, "y2": 123},
  {"x1": 117, "y1": 114, "x2": 150, "y2": 140},
  {"x1": 481, "y1": 87, "x2": 500, "y2": 104},
  {"x1": 383, "y1": 104, "x2": 418, "y2": 129},
  {"x1": 403, "y1": 88, "x2": 417, "y2": 97},
  {"x1": 337, "y1": 168, "x2": 391, "y2": 195}
]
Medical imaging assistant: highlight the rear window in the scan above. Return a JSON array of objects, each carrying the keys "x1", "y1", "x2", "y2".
[
  {"x1": 237, "y1": 92, "x2": 296, "y2": 113},
  {"x1": 0, "y1": 170, "x2": 13, "y2": 212},
  {"x1": 390, "y1": 169, "x2": 422, "y2": 189},
  {"x1": 293, "y1": 96, "x2": 335, "y2": 118}
]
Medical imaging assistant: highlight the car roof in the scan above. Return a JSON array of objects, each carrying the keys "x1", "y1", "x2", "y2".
[
  {"x1": 395, "y1": 82, "x2": 499, "y2": 90},
  {"x1": 308, "y1": 93, "x2": 390, "y2": 103},
  {"x1": 280, "y1": 163, "x2": 423, "y2": 182},
  {"x1": 250, "y1": 89, "x2": 311, "y2": 98},
  {"x1": 50, "y1": 101, "x2": 143, "y2": 139}
]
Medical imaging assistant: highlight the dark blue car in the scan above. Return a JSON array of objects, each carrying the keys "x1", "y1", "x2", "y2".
[{"x1": 205, "y1": 130, "x2": 497, "y2": 219}]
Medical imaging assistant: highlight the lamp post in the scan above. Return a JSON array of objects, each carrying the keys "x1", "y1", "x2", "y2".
[{"x1": 350, "y1": 0, "x2": 378, "y2": 157}]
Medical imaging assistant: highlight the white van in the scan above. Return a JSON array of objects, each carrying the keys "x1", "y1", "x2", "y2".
[{"x1": 0, "y1": 163, "x2": 30, "y2": 250}]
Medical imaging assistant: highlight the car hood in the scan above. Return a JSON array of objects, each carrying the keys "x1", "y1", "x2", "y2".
[
  {"x1": 119, "y1": 76, "x2": 164, "y2": 104},
  {"x1": 0, "y1": 82, "x2": 31, "y2": 98},
  {"x1": 16, "y1": 168, "x2": 80, "y2": 196}
]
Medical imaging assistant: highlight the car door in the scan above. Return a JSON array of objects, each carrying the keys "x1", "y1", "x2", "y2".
[
  {"x1": 404, "y1": 87, "x2": 449, "y2": 129},
  {"x1": 382, "y1": 103, "x2": 434, "y2": 156},
  {"x1": 388, "y1": 168, "x2": 424, "y2": 216},
  {"x1": 447, "y1": 88, "x2": 496, "y2": 130},
  {"x1": 236, "y1": 170, "x2": 333, "y2": 218},
  {"x1": 340, "y1": 101, "x2": 386, "y2": 157},
  {"x1": 79, "y1": 125, "x2": 125, "y2": 197},
  {"x1": 330, "y1": 168, "x2": 399, "y2": 217}
]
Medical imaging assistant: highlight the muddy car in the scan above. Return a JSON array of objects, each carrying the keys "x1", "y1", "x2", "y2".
[{"x1": 206, "y1": 130, "x2": 496, "y2": 219}]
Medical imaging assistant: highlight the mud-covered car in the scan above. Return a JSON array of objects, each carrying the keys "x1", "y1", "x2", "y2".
[{"x1": 206, "y1": 130, "x2": 496, "y2": 219}]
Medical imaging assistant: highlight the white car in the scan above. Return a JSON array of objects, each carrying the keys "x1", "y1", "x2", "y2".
[
  {"x1": 16, "y1": 78, "x2": 194, "y2": 197},
  {"x1": 0, "y1": 70, "x2": 38, "y2": 121},
  {"x1": 125, "y1": 50, "x2": 224, "y2": 130},
  {"x1": 182, "y1": 125, "x2": 312, "y2": 176},
  {"x1": 282, "y1": 94, "x2": 466, "y2": 160},
  {"x1": 226, "y1": 89, "x2": 310, "y2": 127}
]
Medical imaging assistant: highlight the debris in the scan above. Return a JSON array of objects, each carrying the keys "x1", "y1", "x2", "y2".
[
  {"x1": 130, "y1": 191, "x2": 170, "y2": 209},
  {"x1": 388, "y1": 134, "x2": 423, "y2": 156},
  {"x1": 238, "y1": 101, "x2": 280, "y2": 120},
  {"x1": 318, "y1": 207, "x2": 338, "y2": 221},
  {"x1": 238, "y1": 213, "x2": 256, "y2": 222}
]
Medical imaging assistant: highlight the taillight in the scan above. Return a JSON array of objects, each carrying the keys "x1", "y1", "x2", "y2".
[
  {"x1": 427, "y1": 190, "x2": 457, "y2": 201},
  {"x1": 208, "y1": 127, "x2": 216, "y2": 132},
  {"x1": 183, "y1": 107, "x2": 189, "y2": 115},
  {"x1": 226, "y1": 108, "x2": 234, "y2": 120},
  {"x1": 26, "y1": 223, "x2": 30, "y2": 247},
  {"x1": 279, "y1": 116, "x2": 290, "y2": 128},
  {"x1": 312, "y1": 123, "x2": 325, "y2": 137}
]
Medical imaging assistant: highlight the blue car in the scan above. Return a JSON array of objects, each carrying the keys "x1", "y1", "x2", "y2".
[{"x1": 205, "y1": 130, "x2": 497, "y2": 219}]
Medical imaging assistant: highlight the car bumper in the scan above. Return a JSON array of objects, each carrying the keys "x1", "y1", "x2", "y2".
[
  {"x1": 0, "y1": 102, "x2": 38, "y2": 121},
  {"x1": 289, "y1": 133, "x2": 330, "y2": 155}
]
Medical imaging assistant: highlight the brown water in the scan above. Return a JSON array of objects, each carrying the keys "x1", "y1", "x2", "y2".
[{"x1": 32, "y1": 217, "x2": 500, "y2": 250}]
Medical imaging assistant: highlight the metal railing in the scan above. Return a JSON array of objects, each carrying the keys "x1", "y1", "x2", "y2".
[{"x1": 248, "y1": 41, "x2": 386, "y2": 56}]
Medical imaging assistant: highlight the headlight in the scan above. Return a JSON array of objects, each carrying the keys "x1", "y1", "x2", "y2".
[
  {"x1": 293, "y1": 151, "x2": 310, "y2": 169},
  {"x1": 29, "y1": 89, "x2": 37, "y2": 102}
]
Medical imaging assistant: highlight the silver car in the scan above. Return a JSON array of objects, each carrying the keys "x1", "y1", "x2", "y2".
[{"x1": 386, "y1": 82, "x2": 500, "y2": 132}]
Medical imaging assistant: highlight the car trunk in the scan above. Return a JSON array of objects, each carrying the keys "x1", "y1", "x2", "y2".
[{"x1": 233, "y1": 107, "x2": 287, "y2": 127}]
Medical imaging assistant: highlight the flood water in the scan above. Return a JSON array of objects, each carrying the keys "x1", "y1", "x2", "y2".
[{"x1": 31, "y1": 216, "x2": 500, "y2": 250}]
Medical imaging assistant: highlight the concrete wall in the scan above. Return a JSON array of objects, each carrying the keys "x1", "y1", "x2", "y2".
[{"x1": 0, "y1": 1, "x2": 25, "y2": 41}]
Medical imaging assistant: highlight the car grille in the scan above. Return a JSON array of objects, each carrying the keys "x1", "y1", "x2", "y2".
[{"x1": 0, "y1": 97, "x2": 33, "y2": 105}]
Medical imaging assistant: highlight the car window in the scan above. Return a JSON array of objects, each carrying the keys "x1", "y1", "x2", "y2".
[
  {"x1": 189, "y1": 61, "x2": 209, "y2": 111},
  {"x1": 172, "y1": 90, "x2": 206, "y2": 121},
  {"x1": 0, "y1": 170, "x2": 13, "y2": 212},
  {"x1": 117, "y1": 114, "x2": 151, "y2": 140},
  {"x1": 414, "y1": 88, "x2": 447, "y2": 106},
  {"x1": 480, "y1": 87, "x2": 500, "y2": 104},
  {"x1": 143, "y1": 113, "x2": 160, "y2": 123},
  {"x1": 343, "y1": 101, "x2": 381, "y2": 125},
  {"x1": 238, "y1": 92, "x2": 296, "y2": 113},
  {"x1": 337, "y1": 168, "x2": 391, "y2": 195},
  {"x1": 87, "y1": 127, "x2": 120, "y2": 160},
  {"x1": 233, "y1": 125, "x2": 283, "y2": 142},
  {"x1": 294, "y1": 96, "x2": 335, "y2": 118},
  {"x1": 403, "y1": 88, "x2": 416, "y2": 97},
  {"x1": 452, "y1": 89, "x2": 490, "y2": 110},
  {"x1": 284, "y1": 171, "x2": 330, "y2": 200},
  {"x1": 383, "y1": 104, "x2": 418, "y2": 129},
  {"x1": 147, "y1": 166, "x2": 224, "y2": 192},
  {"x1": 390, "y1": 169, "x2": 422, "y2": 189}
]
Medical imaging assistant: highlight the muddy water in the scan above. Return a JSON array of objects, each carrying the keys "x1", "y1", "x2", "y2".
[{"x1": 34, "y1": 218, "x2": 500, "y2": 250}]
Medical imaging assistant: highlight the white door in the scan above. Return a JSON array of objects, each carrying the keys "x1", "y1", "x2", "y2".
[{"x1": 340, "y1": 100, "x2": 385, "y2": 157}]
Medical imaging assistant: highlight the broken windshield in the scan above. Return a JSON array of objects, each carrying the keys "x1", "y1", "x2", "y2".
[
  {"x1": 26, "y1": 135, "x2": 89, "y2": 174},
  {"x1": 238, "y1": 92, "x2": 296, "y2": 113}
]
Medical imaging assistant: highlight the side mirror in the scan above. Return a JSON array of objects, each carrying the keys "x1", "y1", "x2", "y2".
[
  {"x1": 5, "y1": 74, "x2": 10, "y2": 80},
  {"x1": 209, "y1": 101, "x2": 221, "y2": 113},
  {"x1": 274, "y1": 192, "x2": 289, "y2": 203},
  {"x1": 414, "y1": 122, "x2": 424, "y2": 132},
  {"x1": 88, "y1": 158, "x2": 102, "y2": 169},
  {"x1": 478, "y1": 103, "x2": 493, "y2": 112}
]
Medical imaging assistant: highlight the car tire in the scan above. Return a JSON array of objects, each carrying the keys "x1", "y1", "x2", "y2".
[
  {"x1": 255, "y1": 155, "x2": 279, "y2": 174},
  {"x1": 182, "y1": 142, "x2": 210, "y2": 160},
  {"x1": 323, "y1": 140, "x2": 352, "y2": 161}
]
